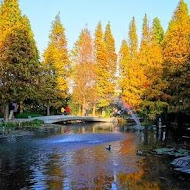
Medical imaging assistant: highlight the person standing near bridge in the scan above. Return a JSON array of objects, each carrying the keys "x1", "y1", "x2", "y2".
[
  {"x1": 61, "y1": 107, "x2": 65, "y2": 115},
  {"x1": 9, "y1": 102, "x2": 15, "y2": 120},
  {"x1": 65, "y1": 106, "x2": 71, "y2": 115}
]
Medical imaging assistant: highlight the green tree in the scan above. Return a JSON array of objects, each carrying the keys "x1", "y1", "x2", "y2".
[
  {"x1": 0, "y1": 0, "x2": 41, "y2": 121},
  {"x1": 152, "y1": 17, "x2": 164, "y2": 44},
  {"x1": 43, "y1": 13, "x2": 70, "y2": 114}
]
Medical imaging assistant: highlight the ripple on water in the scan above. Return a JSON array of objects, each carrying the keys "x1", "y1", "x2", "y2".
[{"x1": 30, "y1": 133, "x2": 126, "y2": 156}]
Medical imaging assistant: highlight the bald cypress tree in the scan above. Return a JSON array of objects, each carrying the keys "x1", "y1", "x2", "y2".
[
  {"x1": 43, "y1": 14, "x2": 70, "y2": 114},
  {"x1": 104, "y1": 22, "x2": 117, "y2": 88},
  {"x1": 119, "y1": 40, "x2": 131, "y2": 78},
  {"x1": 118, "y1": 18, "x2": 146, "y2": 110},
  {"x1": 72, "y1": 27, "x2": 96, "y2": 115},
  {"x1": 94, "y1": 22, "x2": 113, "y2": 112},
  {"x1": 119, "y1": 40, "x2": 141, "y2": 107},
  {"x1": 139, "y1": 14, "x2": 167, "y2": 120},
  {"x1": 129, "y1": 17, "x2": 138, "y2": 57},
  {"x1": 140, "y1": 14, "x2": 150, "y2": 51},
  {"x1": 163, "y1": 0, "x2": 190, "y2": 114},
  {"x1": 119, "y1": 39, "x2": 146, "y2": 109}
]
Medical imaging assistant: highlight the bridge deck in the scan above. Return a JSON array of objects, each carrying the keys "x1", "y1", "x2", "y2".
[{"x1": 17, "y1": 115, "x2": 117, "y2": 124}]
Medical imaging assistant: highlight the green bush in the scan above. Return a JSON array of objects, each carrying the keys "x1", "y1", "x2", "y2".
[
  {"x1": 20, "y1": 119, "x2": 44, "y2": 127},
  {"x1": 16, "y1": 113, "x2": 42, "y2": 119},
  {"x1": 0, "y1": 119, "x2": 44, "y2": 130},
  {"x1": 0, "y1": 122, "x2": 19, "y2": 128},
  {"x1": 141, "y1": 120, "x2": 153, "y2": 127}
]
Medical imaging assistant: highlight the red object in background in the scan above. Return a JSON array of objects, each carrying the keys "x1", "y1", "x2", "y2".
[{"x1": 65, "y1": 106, "x2": 71, "y2": 114}]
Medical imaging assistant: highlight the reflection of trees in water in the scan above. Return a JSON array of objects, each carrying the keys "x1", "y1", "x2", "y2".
[
  {"x1": 68, "y1": 132, "x2": 163, "y2": 189},
  {"x1": 142, "y1": 130, "x2": 158, "y2": 144},
  {"x1": 137, "y1": 130, "x2": 164, "y2": 153},
  {"x1": 58, "y1": 122, "x2": 117, "y2": 134},
  {"x1": 117, "y1": 170, "x2": 160, "y2": 190},
  {"x1": 44, "y1": 153, "x2": 64, "y2": 189},
  {"x1": 119, "y1": 133, "x2": 138, "y2": 156},
  {"x1": 0, "y1": 138, "x2": 38, "y2": 189},
  {"x1": 36, "y1": 122, "x2": 118, "y2": 135},
  {"x1": 69, "y1": 145, "x2": 114, "y2": 189},
  {"x1": 117, "y1": 151, "x2": 161, "y2": 190},
  {"x1": 1, "y1": 127, "x2": 190, "y2": 189},
  {"x1": 93, "y1": 175, "x2": 114, "y2": 189},
  {"x1": 116, "y1": 132, "x2": 163, "y2": 190}
]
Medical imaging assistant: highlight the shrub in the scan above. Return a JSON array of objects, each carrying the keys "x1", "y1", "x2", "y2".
[
  {"x1": 16, "y1": 113, "x2": 42, "y2": 119},
  {"x1": 0, "y1": 119, "x2": 44, "y2": 130}
]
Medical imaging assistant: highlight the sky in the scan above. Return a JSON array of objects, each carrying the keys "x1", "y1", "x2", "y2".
[{"x1": 18, "y1": 0, "x2": 190, "y2": 55}]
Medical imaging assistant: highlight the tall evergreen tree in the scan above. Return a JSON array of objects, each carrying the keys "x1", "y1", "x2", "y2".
[
  {"x1": 163, "y1": 0, "x2": 190, "y2": 114},
  {"x1": 94, "y1": 22, "x2": 113, "y2": 111},
  {"x1": 128, "y1": 17, "x2": 138, "y2": 57},
  {"x1": 0, "y1": 0, "x2": 41, "y2": 121},
  {"x1": 43, "y1": 13, "x2": 70, "y2": 113}
]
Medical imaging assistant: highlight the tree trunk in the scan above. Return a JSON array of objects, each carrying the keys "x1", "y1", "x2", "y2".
[
  {"x1": 4, "y1": 103, "x2": 9, "y2": 122},
  {"x1": 47, "y1": 105, "x2": 50, "y2": 116},
  {"x1": 78, "y1": 105, "x2": 81, "y2": 116},
  {"x1": 82, "y1": 98, "x2": 86, "y2": 116},
  {"x1": 20, "y1": 101, "x2": 24, "y2": 113},
  {"x1": 92, "y1": 104, "x2": 96, "y2": 116},
  {"x1": 102, "y1": 109, "x2": 106, "y2": 117}
]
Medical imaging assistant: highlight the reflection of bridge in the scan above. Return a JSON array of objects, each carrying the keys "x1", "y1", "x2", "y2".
[{"x1": 24, "y1": 115, "x2": 117, "y2": 124}]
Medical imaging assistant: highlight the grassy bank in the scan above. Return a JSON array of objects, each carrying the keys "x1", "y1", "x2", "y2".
[{"x1": 0, "y1": 119, "x2": 44, "y2": 130}]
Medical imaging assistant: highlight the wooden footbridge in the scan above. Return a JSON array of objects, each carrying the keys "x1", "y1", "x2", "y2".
[{"x1": 18, "y1": 115, "x2": 118, "y2": 124}]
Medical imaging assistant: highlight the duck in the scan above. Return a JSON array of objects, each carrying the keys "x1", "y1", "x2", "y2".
[{"x1": 106, "y1": 145, "x2": 111, "y2": 151}]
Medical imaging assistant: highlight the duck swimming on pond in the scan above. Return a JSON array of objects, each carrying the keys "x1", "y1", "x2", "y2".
[{"x1": 106, "y1": 145, "x2": 111, "y2": 151}]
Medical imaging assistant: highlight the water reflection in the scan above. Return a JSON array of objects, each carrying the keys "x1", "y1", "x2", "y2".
[
  {"x1": 44, "y1": 153, "x2": 64, "y2": 189},
  {"x1": 0, "y1": 123, "x2": 189, "y2": 190}
]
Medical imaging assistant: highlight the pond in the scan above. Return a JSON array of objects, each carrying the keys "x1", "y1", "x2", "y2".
[{"x1": 0, "y1": 122, "x2": 189, "y2": 190}]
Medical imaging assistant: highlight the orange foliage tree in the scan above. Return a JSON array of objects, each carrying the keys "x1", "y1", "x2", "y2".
[
  {"x1": 71, "y1": 27, "x2": 97, "y2": 115},
  {"x1": 94, "y1": 22, "x2": 115, "y2": 113},
  {"x1": 139, "y1": 15, "x2": 168, "y2": 120},
  {"x1": 119, "y1": 17, "x2": 146, "y2": 110},
  {"x1": 104, "y1": 21, "x2": 117, "y2": 93}
]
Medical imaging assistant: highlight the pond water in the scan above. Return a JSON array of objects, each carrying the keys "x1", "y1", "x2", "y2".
[{"x1": 0, "y1": 122, "x2": 189, "y2": 190}]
